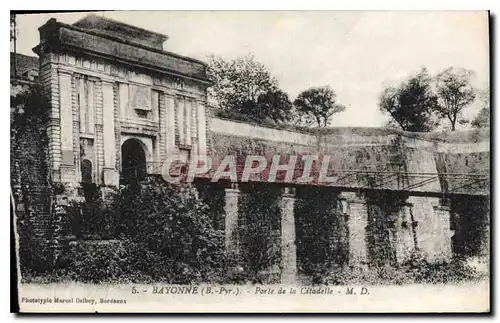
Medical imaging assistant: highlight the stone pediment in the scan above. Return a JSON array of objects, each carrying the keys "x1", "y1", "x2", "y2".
[
  {"x1": 33, "y1": 17, "x2": 210, "y2": 84},
  {"x1": 72, "y1": 14, "x2": 169, "y2": 50}
]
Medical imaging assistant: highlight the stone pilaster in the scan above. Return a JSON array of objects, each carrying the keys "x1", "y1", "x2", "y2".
[
  {"x1": 113, "y1": 83, "x2": 121, "y2": 172},
  {"x1": 95, "y1": 124, "x2": 104, "y2": 185},
  {"x1": 408, "y1": 196, "x2": 453, "y2": 263},
  {"x1": 280, "y1": 187, "x2": 297, "y2": 284},
  {"x1": 224, "y1": 183, "x2": 240, "y2": 256},
  {"x1": 58, "y1": 69, "x2": 76, "y2": 187},
  {"x1": 196, "y1": 100, "x2": 207, "y2": 155},
  {"x1": 165, "y1": 94, "x2": 177, "y2": 155},
  {"x1": 185, "y1": 98, "x2": 192, "y2": 147},
  {"x1": 393, "y1": 203, "x2": 418, "y2": 263},
  {"x1": 158, "y1": 91, "x2": 167, "y2": 161},
  {"x1": 190, "y1": 98, "x2": 197, "y2": 142},
  {"x1": 340, "y1": 191, "x2": 368, "y2": 268},
  {"x1": 102, "y1": 80, "x2": 119, "y2": 186},
  {"x1": 432, "y1": 204, "x2": 454, "y2": 262},
  {"x1": 40, "y1": 54, "x2": 62, "y2": 177},
  {"x1": 177, "y1": 96, "x2": 185, "y2": 146}
]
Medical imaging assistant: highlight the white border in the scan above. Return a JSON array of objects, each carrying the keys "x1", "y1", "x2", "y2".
[{"x1": 4, "y1": 2, "x2": 497, "y2": 322}]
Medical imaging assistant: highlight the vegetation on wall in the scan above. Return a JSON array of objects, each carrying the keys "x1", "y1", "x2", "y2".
[
  {"x1": 65, "y1": 190, "x2": 119, "y2": 240},
  {"x1": 238, "y1": 184, "x2": 281, "y2": 283},
  {"x1": 323, "y1": 253, "x2": 484, "y2": 285},
  {"x1": 295, "y1": 187, "x2": 347, "y2": 280},
  {"x1": 11, "y1": 83, "x2": 53, "y2": 272},
  {"x1": 122, "y1": 180, "x2": 226, "y2": 283},
  {"x1": 451, "y1": 195, "x2": 490, "y2": 257},
  {"x1": 214, "y1": 109, "x2": 313, "y2": 134},
  {"x1": 365, "y1": 191, "x2": 408, "y2": 267}
]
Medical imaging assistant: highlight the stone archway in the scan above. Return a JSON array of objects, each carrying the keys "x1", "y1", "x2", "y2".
[{"x1": 121, "y1": 138, "x2": 147, "y2": 184}]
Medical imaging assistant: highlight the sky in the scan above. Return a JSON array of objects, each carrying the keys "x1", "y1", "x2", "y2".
[{"x1": 14, "y1": 11, "x2": 490, "y2": 128}]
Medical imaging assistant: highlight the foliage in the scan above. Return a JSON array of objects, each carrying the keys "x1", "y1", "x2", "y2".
[
  {"x1": 24, "y1": 179, "x2": 227, "y2": 284},
  {"x1": 379, "y1": 67, "x2": 439, "y2": 132},
  {"x1": 47, "y1": 240, "x2": 162, "y2": 284},
  {"x1": 11, "y1": 83, "x2": 53, "y2": 273},
  {"x1": 471, "y1": 87, "x2": 490, "y2": 128},
  {"x1": 21, "y1": 267, "x2": 74, "y2": 284},
  {"x1": 293, "y1": 86, "x2": 346, "y2": 127},
  {"x1": 471, "y1": 107, "x2": 490, "y2": 129},
  {"x1": 207, "y1": 54, "x2": 277, "y2": 108},
  {"x1": 11, "y1": 84, "x2": 50, "y2": 131},
  {"x1": 434, "y1": 67, "x2": 476, "y2": 131},
  {"x1": 51, "y1": 182, "x2": 66, "y2": 195},
  {"x1": 118, "y1": 180, "x2": 226, "y2": 283},
  {"x1": 252, "y1": 89, "x2": 293, "y2": 124},
  {"x1": 65, "y1": 190, "x2": 120, "y2": 240},
  {"x1": 322, "y1": 253, "x2": 484, "y2": 285},
  {"x1": 214, "y1": 109, "x2": 313, "y2": 135},
  {"x1": 435, "y1": 67, "x2": 476, "y2": 131},
  {"x1": 216, "y1": 109, "x2": 269, "y2": 125},
  {"x1": 206, "y1": 54, "x2": 293, "y2": 124},
  {"x1": 64, "y1": 241, "x2": 129, "y2": 284},
  {"x1": 10, "y1": 14, "x2": 16, "y2": 42}
]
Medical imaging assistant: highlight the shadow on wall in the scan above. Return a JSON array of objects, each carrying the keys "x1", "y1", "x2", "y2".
[{"x1": 451, "y1": 195, "x2": 490, "y2": 257}]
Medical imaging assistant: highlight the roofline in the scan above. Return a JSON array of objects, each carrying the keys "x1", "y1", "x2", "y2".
[
  {"x1": 35, "y1": 18, "x2": 207, "y2": 67},
  {"x1": 73, "y1": 14, "x2": 169, "y2": 42},
  {"x1": 212, "y1": 115, "x2": 490, "y2": 144}
]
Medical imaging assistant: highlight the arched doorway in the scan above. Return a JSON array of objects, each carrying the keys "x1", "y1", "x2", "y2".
[
  {"x1": 121, "y1": 138, "x2": 147, "y2": 184},
  {"x1": 81, "y1": 159, "x2": 93, "y2": 184},
  {"x1": 80, "y1": 159, "x2": 96, "y2": 201}
]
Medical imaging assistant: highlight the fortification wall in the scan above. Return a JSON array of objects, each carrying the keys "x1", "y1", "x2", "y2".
[{"x1": 209, "y1": 117, "x2": 490, "y2": 195}]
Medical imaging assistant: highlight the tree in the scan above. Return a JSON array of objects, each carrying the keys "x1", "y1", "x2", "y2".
[
  {"x1": 293, "y1": 86, "x2": 346, "y2": 128},
  {"x1": 10, "y1": 14, "x2": 16, "y2": 41},
  {"x1": 471, "y1": 86, "x2": 490, "y2": 128},
  {"x1": 11, "y1": 14, "x2": 17, "y2": 75},
  {"x1": 379, "y1": 67, "x2": 439, "y2": 132},
  {"x1": 250, "y1": 89, "x2": 293, "y2": 124},
  {"x1": 207, "y1": 54, "x2": 292, "y2": 123},
  {"x1": 471, "y1": 107, "x2": 490, "y2": 128},
  {"x1": 435, "y1": 67, "x2": 476, "y2": 131}
]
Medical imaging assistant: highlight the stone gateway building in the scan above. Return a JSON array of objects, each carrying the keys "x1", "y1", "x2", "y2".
[
  {"x1": 33, "y1": 15, "x2": 210, "y2": 190},
  {"x1": 11, "y1": 15, "x2": 490, "y2": 283}
]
